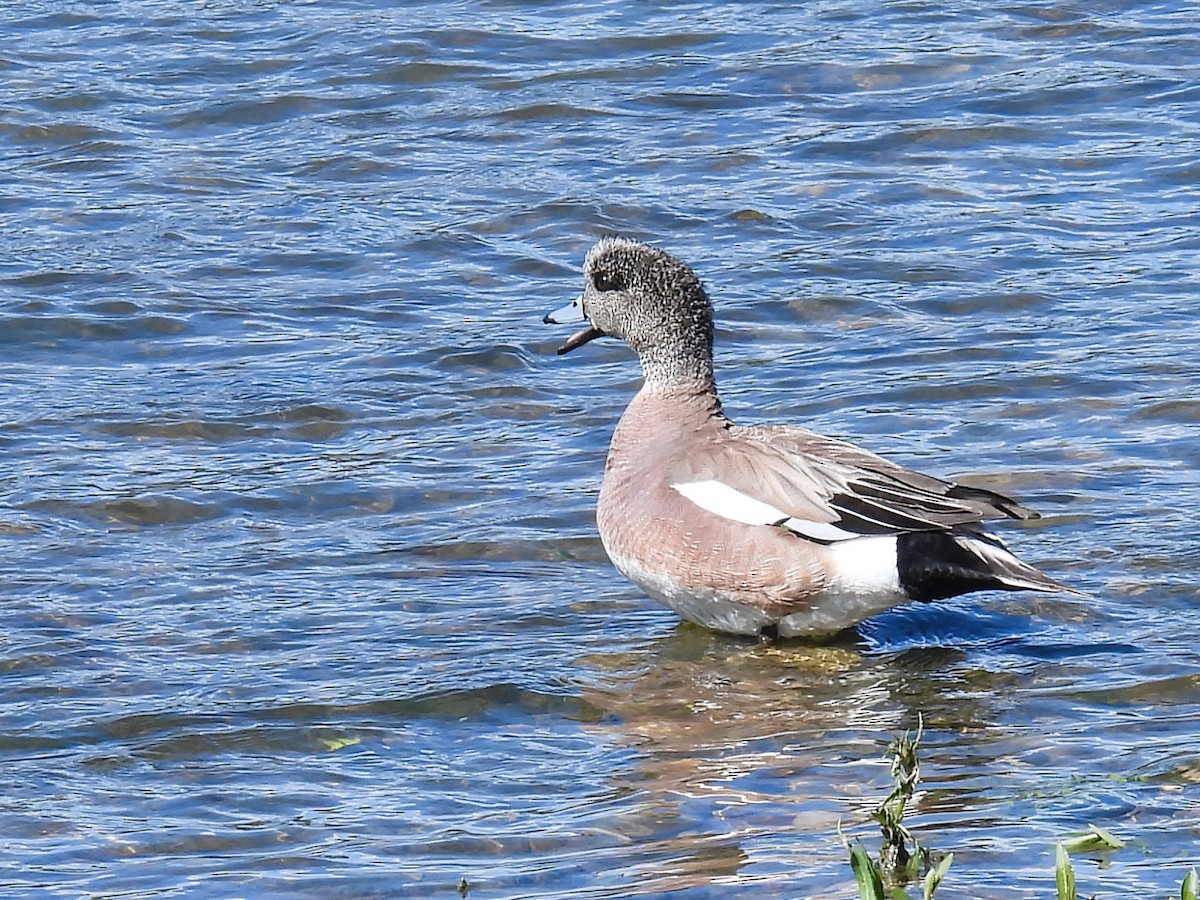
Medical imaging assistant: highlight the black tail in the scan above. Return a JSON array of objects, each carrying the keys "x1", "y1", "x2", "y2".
[{"x1": 897, "y1": 530, "x2": 1073, "y2": 602}]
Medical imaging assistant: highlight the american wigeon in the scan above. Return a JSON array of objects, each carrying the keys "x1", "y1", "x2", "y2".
[{"x1": 545, "y1": 237, "x2": 1075, "y2": 639}]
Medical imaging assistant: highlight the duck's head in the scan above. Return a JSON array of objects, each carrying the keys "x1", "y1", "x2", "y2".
[{"x1": 545, "y1": 238, "x2": 715, "y2": 386}]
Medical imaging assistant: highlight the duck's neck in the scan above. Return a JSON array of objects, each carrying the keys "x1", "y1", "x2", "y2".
[
  {"x1": 637, "y1": 359, "x2": 724, "y2": 422},
  {"x1": 637, "y1": 338, "x2": 717, "y2": 394}
]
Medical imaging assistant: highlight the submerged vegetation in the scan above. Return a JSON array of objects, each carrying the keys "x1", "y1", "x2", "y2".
[{"x1": 847, "y1": 722, "x2": 1199, "y2": 899}]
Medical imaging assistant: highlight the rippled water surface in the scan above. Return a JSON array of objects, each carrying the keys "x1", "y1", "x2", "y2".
[{"x1": 3, "y1": 1, "x2": 1199, "y2": 896}]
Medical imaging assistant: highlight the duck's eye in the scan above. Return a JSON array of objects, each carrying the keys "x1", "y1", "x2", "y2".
[{"x1": 593, "y1": 271, "x2": 622, "y2": 293}]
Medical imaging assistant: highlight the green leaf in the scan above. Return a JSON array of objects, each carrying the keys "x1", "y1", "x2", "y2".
[
  {"x1": 922, "y1": 852, "x2": 953, "y2": 899},
  {"x1": 320, "y1": 735, "x2": 362, "y2": 751},
  {"x1": 1182, "y1": 866, "x2": 1199, "y2": 900},
  {"x1": 850, "y1": 842, "x2": 886, "y2": 900},
  {"x1": 1060, "y1": 824, "x2": 1124, "y2": 853},
  {"x1": 1055, "y1": 844, "x2": 1077, "y2": 900}
]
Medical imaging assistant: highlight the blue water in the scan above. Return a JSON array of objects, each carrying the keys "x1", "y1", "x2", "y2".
[{"x1": 3, "y1": 2, "x2": 1199, "y2": 897}]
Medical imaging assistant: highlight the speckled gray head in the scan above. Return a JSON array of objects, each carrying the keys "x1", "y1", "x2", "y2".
[{"x1": 544, "y1": 238, "x2": 716, "y2": 385}]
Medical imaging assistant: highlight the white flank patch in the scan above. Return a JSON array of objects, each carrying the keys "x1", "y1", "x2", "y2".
[
  {"x1": 827, "y1": 536, "x2": 902, "y2": 595},
  {"x1": 670, "y1": 479, "x2": 860, "y2": 542}
]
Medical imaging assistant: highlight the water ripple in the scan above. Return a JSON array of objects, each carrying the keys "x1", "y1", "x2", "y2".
[{"x1": 2, "y1": 0, "x2": 1199, "y2": 896}]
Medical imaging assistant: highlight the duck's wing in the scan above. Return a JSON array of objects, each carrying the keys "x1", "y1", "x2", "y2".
[{"x1": 666, "y1": 423, "x2": 1039, "y2": 543}]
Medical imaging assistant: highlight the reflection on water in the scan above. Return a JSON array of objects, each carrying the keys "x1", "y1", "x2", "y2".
[
  {"x1": 572, "y1": 622, "x2": 1195, "y2": 897},
  {"x1": 3, "y1": 0, "x2": 1200, "y2": 896}
]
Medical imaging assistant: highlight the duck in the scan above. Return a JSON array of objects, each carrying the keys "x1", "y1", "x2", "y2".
[{"x1": 544, "y1": 237, "x2": 1075, "y2": 639}]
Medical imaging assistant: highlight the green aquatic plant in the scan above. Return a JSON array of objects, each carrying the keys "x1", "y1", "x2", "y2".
[
  {"x1": 1055, "y1": 842, "x2": 1077, "y2": 900},
  {"x1": 1054, "y1": 822, "x2": 1124, "y2": 899},
  {"x1": 848, "y1": 716, "x2": 952, "y2": 900},
  {"x1": 1055, "y1": 832, "x2": 1200, "y2": 900},
  {"x1": 1182, "y1": 866, "x2": 1199, "y2": 900},
  {"x1": 849, "y1": 841, "x2": 885, "y2": 900},
  {"x1": 921, "y1": 852, "x2": 953, "y2": 899},
  {"x1": 849, "y1": 724, "x2": 1198, "y2": 899},
  {"x1": 1059, "y1": 824, "x2": 1124, "y2": 854},
  {"x1": 873, "y1": 719, "x2": 922, "y2": 874}
]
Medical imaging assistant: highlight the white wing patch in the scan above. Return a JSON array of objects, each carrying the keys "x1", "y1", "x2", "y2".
[
  {"x1": 670, "y1": 479, "x2": 787, "y2": 525},
  {"x1": 669, "y1": 479, "x2": 860, "y2": 542}
]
